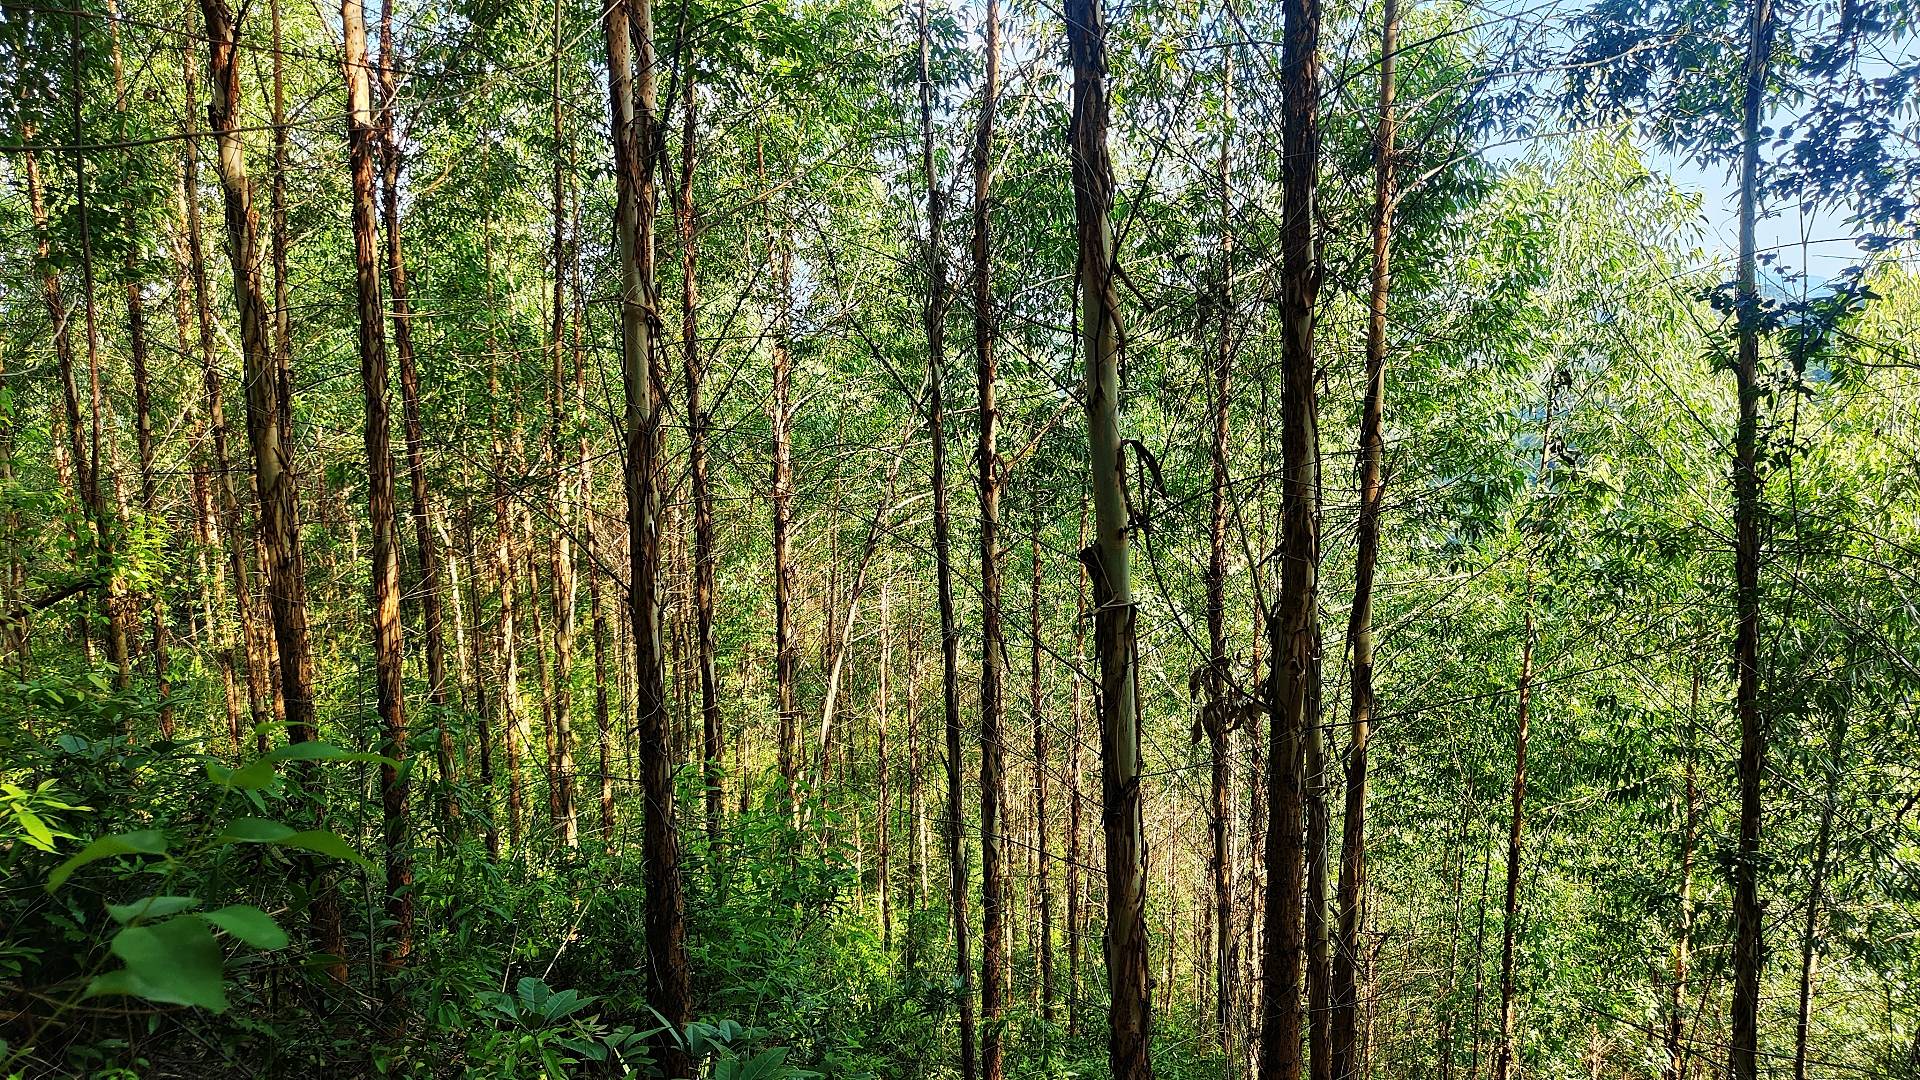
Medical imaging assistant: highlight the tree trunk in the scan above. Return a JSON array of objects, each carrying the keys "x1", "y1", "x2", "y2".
[
  {"x1": 197, "y1": 0, "x2": 343, "y2": 981},
  {"x1": 342, "y1": 0, "x2": 413, "y2": 1002},
  {"x1": 66, "y1": 21, "x2": 132, "y2": 689},
  {"x1": 466, "y1": 516, "x2": 502, "y2": 858},
  {"x1": 126, "y1": 226, "x2": 171, "y2": 737},
  {"x1": 1067, "y1": 493, "x2": 1089, "y2": 1039},
  {"x1": 1792, "y1": 708, "x2": 1847, "y2": 1080},
  {"x1": 916, "y1": 0, "x2": 975, "y2": 1072},
  {"x1": 496, "y1": 430, "x2": 522, "y2": 851},
  {"x1": 877, "y1": 581, "x2": 894, "y2": 947},
  {"x1": 1029, "y1": 505, "x2": 1055, "y2": 1022},
  {"x1": 675, "y1": 73, "x2": 722, "y2": 848},
  {"x1": 20, "y1": 118, "x2": 91, "y2": 664},
  {"x1": 772, "y1": 224, "x2": 799, "y2": 814},
  {"x1": 1495, "y1": 394, "x2": 1555, "y2": 1080},
  {"x1": 175, "y1": 54, "x2": 276, "y2": 748},
  {"x1": 1065, "y1": 0, "x2": 1152, "y2": 1070},
  {"x1": 972, "y1": 2, "x2": 1008, "y2": 1069},
  {"x1": 608, "y1": 0, "x2": 692, "y2": 1063},
  {"x1": 1334, "y1": 5, "x2": 1393, "y2": 1075},
  {"x1": 545, "y1": 0, "x2": 579, "y2": 851},
  {"x1": 1667, "y1": 665, "x2": 1699, "y2": 1080},
  {"x1": 1261, "y1": 0, "x2": 1322, "y2": 1071},
  {"x1": 1728, "y1": 0, "x2": 1775, "y2": 1075},
  {"x1": 268, "y1": 0, "x2": 294, "y2": 448},
  {"x1": 376, "y1": 0, "x2": 455, "y2": 821},
  {"x1": 1307, "y1": 652, "x2": 1331, "y2": 1080},
  {"x1": 1204, "y1": 45, "x2": 1236, "y2": 1061}
]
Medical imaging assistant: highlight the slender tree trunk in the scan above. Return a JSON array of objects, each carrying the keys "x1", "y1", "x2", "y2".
[
  {"x1": 1307, "y1": 657, "x2": 1332, "y2": 1080},
  {"x1": 376, "y1": 0, "x2": 455, "y2": 820},
  {"x1": 197, "y1": 0, "x2": 344, "y2": 980},
  {"x1": 466, "y1": 515, "x2": 501, "y2": 858},
  {"x1": 173, "y1": 150, "x2": 244, "y2": 753},
  {"x1": 589, "y1": 516, "x2": 617, "y2": 843},
  {"x1": 341, "y1": 0, "x2": 413, "y2": 1002},
  {"x1": 497, "y1": 433, "x2": 522, "y2": 850},
  {"x1": 544, "y1": 0, "x2": 579, "y2": 850},
  {"x1": 104, "y1": 22, "x2": 169, "y2": 731},
  {"x1": 65, "y1": 25, "x2": 133, "y2": 687},
  {"x1": 1065, "y1": 0, "x2": 1152, "y2": 1070},
  {"x1": 1030, "y1": 506, "x2": 1055, "y2": 1022},
  {"x1": 971, "y1": 3, "x2": 1008, "y2": 1070},
  {"x1": 1334, "y1": 6, "x2": 1394, "y2": 1075},
  {"x1": 1728, "y1": 1, "x2": 1775, "y2": 1076},
  {"x1": 18, "y1": 115, "x2": 90, "y2": 663},
  {"x1": 67, "y1": 21, "x2": 132, "y2": 689},
  {"x1": 1204, "y1": 46, "x2": 1237, "y2": 1061},
  {"x1": 906, "y1": 608, "x2": 929, "y2": 923},
  {"x1": 916, "y1": 2, "x2": 975, "y2": 1073},
  {"x1": 269, "y1": 0, "x2": 293, "y2": 448},
  {"x1": 672, "y1": 75, "x2": 722, "y2": 848},
  {"x1": 177, "y1": 52, "x2": 274, "y2": 748},
  {"x1": 127, "y1": 230, "x2": 171, "y2": 737},
  {"x1": 527, "y1": 545, "x2": 560, "y2": 826},
  {"x1": 1067, "y1": 493, "x2": 1089, "y2": 1038},
  {"x1": 1494, "y1": 395, "x2": 1555, "y2": 1080},
  {"x1": 608, "y1": 0, "x2": 692, "y2": 1063},
  {"x1": 1666, "y1": 665, "x2": 1699, "y2": 1080},
  {"x1": 877, "y1": 581, "x2": 895, "y2": 947},
  {"x1": 772, "y1": 229, "x2": 799, "y2": 813},
  {"x1": 1792, "y1": 709, "x2": 1847, "y2": 1080},
  {"x1": 1261, "y1": 0, "x2": 1322, "y2": 1070}
]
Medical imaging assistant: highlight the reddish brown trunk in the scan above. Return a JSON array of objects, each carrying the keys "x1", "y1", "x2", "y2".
[
  {"x1": 376, "y1": 1, "x2": 455, "y2": 818},
  {"x1": 197, "y1": 0, "x2": 342, "y2": 980},
  {"x1": 1333, "y1": 4, "x2": 1393, "y2": 1076},
  {"x1": 341, "y1": 0, "x2": 413, "y2": 998}
]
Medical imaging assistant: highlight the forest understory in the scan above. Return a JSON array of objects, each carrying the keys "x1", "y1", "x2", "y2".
[{"x1": 1, "y1": 0, "x2": 1917, "y2": 1075}]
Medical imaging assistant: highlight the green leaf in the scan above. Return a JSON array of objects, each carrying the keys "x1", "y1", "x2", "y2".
[
  {"x1": 86, "y1": 915, "x2": 228, "y2": 1012},
  {"x1": 212, "y1": 818, "x2": 298, "y2": 844},
  {"x1": 278, "y1": 829, "x2": 375, "y2": 869},
  {"x1": 14, "y1": 808, "x2": 55, "y2": 851},
  {"x1": 210, "y1": 757, "x2": 277, "y2": 789},
  {"x1": 106, "y1": 895, "x2": 201, "y2": 924},
  {"x1": 204, "y1": 905, "x2": 288, "y2": 949},
  {"x1": 48, "y1": 830, "x2": 168, "y2": 891}
]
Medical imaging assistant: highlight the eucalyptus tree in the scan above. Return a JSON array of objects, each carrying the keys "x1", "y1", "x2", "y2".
[
  {"x1": 1066, "y1": 0, "x2": 1154, "y2": 1071},
  {"x1": 1569, "y1": 3, "x2": 1919, "y2": 1074},
  {"x1": 607, "y1": 0, "x2": 692, "y2": 1062}
]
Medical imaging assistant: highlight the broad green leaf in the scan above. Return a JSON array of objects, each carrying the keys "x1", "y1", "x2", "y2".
[
  {"x1": 212, "y1": 818, "x2": 298, "y2": 844},
  {"x1": 86, "y1": 915, "x2": 227, "y2": 1012},
  {"x1": 278, "y1": 829, "x2": 375, "y2": 869},
  {"x1": 14, "y1": 808, "x2": 55, "y2": 850},
  {"x1": 48, "y1": 830, "x2": 168, "y2": 891},
  {"x1": 106, "y1": 895, "x2": 201, "y2": 924},
  {"x1": 204, "y1": 905, "x2": 288, "y2": 949},
  {"x1": 212, "y1": 757, "x2": 277, "y2": 789}
]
